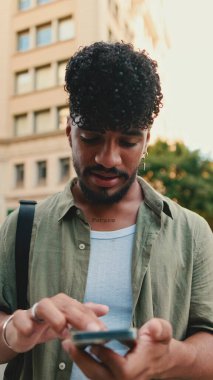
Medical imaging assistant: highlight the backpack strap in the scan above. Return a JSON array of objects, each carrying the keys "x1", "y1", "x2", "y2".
[{"x1": 15, "y1": 200, "x2": 37, "y2": 309}]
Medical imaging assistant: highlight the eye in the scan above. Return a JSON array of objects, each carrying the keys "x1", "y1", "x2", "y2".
[
  {"x1": 120, "y1": 140, "x2": 137, "y2": 148},
  {"x1": 80, "y1": 135, "x2": 101, "y2": 144}
]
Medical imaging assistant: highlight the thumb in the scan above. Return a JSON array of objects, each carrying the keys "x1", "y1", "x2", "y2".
[{"x1": 139, "y1": 318, "x2": 172, "y2": 344}]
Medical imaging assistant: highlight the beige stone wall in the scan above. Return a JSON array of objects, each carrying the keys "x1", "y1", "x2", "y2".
[
  {"x1": 0, "y1": 131, "x2": 74, "y2": 223},
  {"x1": 0, "y1": 1, "x2": 11, "y2": 139}
]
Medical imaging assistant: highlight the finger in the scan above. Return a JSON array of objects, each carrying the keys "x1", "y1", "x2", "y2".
[
  {"x1": 139, "y1": 318, "x2": 172, "y2": 344},
  {"x1": 7, "y1": 310, "x2": 52, "y2": 352},
  {"x1": 63, "y1": 299, "x2": 107, "y2": 331},
  {"x1": 32, "y1": 295, "x2": 106, "y2": 334},
  {"x1": 28, "y1": 298, "x2": 67, "y2": 334},
  {"x1": 90, "y1": 346, "x2": 132, "y2": 379},
  {"x1": 15, "y1": 308, "x2": 68, "y2": 343},
  {"x1": 53, "y1": 295, "x2": 107, "y2": 330},
  {"x1": 62, "y1": 339, "x2": 111, "y2": 380},
  {"x1": 84, "y1": 302, "x2": 109, "y2": 317},
  {"x1": 13, "y1": 309, "x2": 35, "y2": 336},
  {"x1": 91, "y1": 344, "x2": 125, "y2": 365},
  {"x1": 13, "y1": 309, "x2": 50, "y2": 340}
]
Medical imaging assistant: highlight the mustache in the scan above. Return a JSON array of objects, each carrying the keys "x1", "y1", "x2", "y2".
[{"x1": 83, "y1": 165, "x2": 129, "y2": 180}]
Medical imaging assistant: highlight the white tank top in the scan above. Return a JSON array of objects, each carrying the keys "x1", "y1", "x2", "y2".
[{"x1": 70, "y1": 224, "x2": 136, "y2": 380}]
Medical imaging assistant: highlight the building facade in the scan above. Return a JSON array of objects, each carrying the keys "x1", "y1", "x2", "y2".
[
  {"x1": 0, "y1": 0, "x2": 137, "y2": 223},
  {"x1": 0, "y1": 0, "x2": 169, "y2": 224}
]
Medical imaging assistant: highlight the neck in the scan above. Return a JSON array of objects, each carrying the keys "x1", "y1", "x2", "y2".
[{"x1": 72, "y1": 178, "x2": 143, "y2": 231}]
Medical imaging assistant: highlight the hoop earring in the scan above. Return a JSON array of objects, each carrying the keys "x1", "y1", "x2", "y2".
[{"x1": 142, "y1": 152, "x2": 148, "y2": 171}]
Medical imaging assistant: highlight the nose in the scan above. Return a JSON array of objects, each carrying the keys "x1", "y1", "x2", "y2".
[{"x1": 95, "y1": 142, "x2": 122, "y2": 168}]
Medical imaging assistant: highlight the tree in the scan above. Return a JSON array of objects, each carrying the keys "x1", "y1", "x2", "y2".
[{"x1": 138, "y1": 139, "x2": 213, "y2": 230}]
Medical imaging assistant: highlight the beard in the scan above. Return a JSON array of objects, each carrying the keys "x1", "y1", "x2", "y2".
[{"x1": 73, "y1": 160, "x2": 137, "y2": 205}]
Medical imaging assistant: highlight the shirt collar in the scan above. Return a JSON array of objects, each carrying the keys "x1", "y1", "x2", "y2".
[
  {"x1": 57, "y1": 176, "x2": 173, "y2": 222},
  {"x1": 57, "y1": 178, "x2": 77, "y2": 221},
  {"x1": 137, "y1": 176, "x2": 173, "y2": 219}
]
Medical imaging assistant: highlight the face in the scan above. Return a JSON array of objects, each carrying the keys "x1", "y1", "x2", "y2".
[{"x1": 66, "y1": 121, "x2": 150, "y2": 205}]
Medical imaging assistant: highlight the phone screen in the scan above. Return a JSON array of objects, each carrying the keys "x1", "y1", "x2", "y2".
[{"x1": 71, "y1": 328, "x2": 138, "y2": 348}]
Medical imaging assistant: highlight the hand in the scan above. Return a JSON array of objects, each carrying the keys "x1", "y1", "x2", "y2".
[
  {"x1": 4, "y1": 293, "x2": 108, "y2": 353},
  {"x1": 62, "y1": 318, "x2": 175, "y2": 380}
]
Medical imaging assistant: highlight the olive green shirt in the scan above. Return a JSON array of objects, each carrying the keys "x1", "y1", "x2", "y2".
[{"x1": 0, "y1": 177, "x2": 213, "y2": 379}]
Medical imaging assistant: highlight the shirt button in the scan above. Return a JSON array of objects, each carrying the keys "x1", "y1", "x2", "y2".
[
  {"x1": 58, "y1": 362, "x2": 66, "y2": 370},
  {"x1": 79, "y1": 243, "x2": 85, "y2": 250},
  {"x1": 76, "y1": 209, "x2": 81, "y2": 215}
]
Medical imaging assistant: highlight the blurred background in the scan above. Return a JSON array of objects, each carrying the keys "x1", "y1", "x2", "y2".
[{"x1": 0, "y1": 0, "x2": 212, "y2": 230}]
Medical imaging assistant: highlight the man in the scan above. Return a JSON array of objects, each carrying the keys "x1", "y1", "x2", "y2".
[{"x1": 0, "y1": 42, "x2": 213, "y2": 380}]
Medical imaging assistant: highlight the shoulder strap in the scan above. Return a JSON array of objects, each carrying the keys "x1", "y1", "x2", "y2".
[{"x1": 15, "y1": 200, "x2": 37, "y2": 309}]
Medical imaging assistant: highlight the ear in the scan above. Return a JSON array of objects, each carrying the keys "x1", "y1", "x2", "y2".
[{"x1": 66, "y1": 117, "x2": 72, "y2": 147}]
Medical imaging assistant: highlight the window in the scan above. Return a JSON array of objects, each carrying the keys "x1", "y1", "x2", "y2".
[
  {"x1": 58, "y1": 107, "x2": 69, "y2": 130},
  {"x1": 57, "y1": 61, "x2": 67, "y2": 85},
  {"x1": 37, "y1": 161, "x2": 47, "y2": 185},
  {"x1": 36, "y1": 24, "x2": 51, "y2": 46},
  {"x1": 15, "y1": 164, "x2": 25, "y2": 188},
  {"x1": 35, "y1": 65, "x2": 52, "y2": 90},
  {"x1": 19, "y1": 0, "x2": 31, "y2": 10},
  {"x1": 35, "y1": 109, "x2": 51, "y2": 133},
  {"x1": 15, "y1": 71, "x2": 31, "y2": 94},
  {"x1": 14, "y1": 114, "x2": 29, "y2": 136},
  {"x1": 59, "y1": 158, "x2": 70, "y2": 182},
  {"x1": 58, "y1": 17, "x2": 75, "y2": 41},
  {"x1": 37, "y1": 0, "x2": 52, "y2": 4},
  {"x1": 17, "y1": 30, "x2": 30, "y2": 51}
]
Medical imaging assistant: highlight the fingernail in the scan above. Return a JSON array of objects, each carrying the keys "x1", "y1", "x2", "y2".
[
  {"x1": 102, "y1": 305, "x2": 109, "y2": 312},
  {"x1": 86, "y1": 322, "x2": 101, "y2": 331}
]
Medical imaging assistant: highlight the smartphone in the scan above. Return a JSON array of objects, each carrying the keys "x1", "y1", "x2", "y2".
[{"x1": 71, "y1": 327, "x2": 138, "y2": 349}]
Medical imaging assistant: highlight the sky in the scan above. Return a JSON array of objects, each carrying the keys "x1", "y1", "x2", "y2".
[{"x1": 147, "y1": 0, "x2": 213, "y2": 158}]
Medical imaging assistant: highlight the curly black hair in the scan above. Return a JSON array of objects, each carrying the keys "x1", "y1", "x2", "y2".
[{"x1": 65, "y1": 41, "x2": 163, "y2": 131}]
